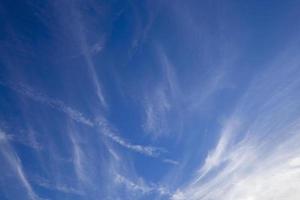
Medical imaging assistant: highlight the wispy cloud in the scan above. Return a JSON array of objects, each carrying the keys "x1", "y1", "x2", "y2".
[
  {"x1": 142, "y1": 46, "x2": 180, "y2": 137},
  {"x1": 143, "y1": 86, "x2": 171, "y2": 136},
  {"x1": 4, "y1": 128, "x2": 42, "y2": 151},
  {"x1": 97, "y1": 117, "x2": 165, "y2": 157},
  {"x1": 1, "y1": 81, "x2": 173, "y2": 162},
  {"x1": 34, "y1": 176, "x2": 84, "y2": 196},
  {"x1": 195, "y1": 118, "x2": 240, "y2": 181},
  {"x1": 157, "y1": 45, "x2": 181, "y2": 99},
  {"x1": 114, "y1": 173, "x2": 172, "y2": 197},
  {"x1": 171, "y1": 50, "x2": 300, "y2": 200},
  {"x1": 162, "y1": 158, "x2": 179, "y2": 166},
  {"x1": 71, "y1": 3, "x2": 108, "y2": 109},
  {"x1": 0, "y1": 129, "x2": 41, "y2": 200},
  {"x1": 97, "y1": 117, "x2": 179, "y2": 165},
  {"x1": 172, "y1": 125, "x2": 300, "y2": 200},
  {"x1": 69, "y1": 129, "x2": 89, "y2": 184},
  {"x1": 1, "y1": 82, "x2": 94, "y2": 126}
]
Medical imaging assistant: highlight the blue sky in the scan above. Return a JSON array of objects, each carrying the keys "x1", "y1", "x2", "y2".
[{"x1": 1, "y1": 0, "x2": 300, "y2": 199}]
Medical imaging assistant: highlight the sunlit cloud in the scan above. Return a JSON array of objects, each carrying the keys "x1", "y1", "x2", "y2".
[{"x1": 171, "y1": 51, "x2": 300, "y2": 200}]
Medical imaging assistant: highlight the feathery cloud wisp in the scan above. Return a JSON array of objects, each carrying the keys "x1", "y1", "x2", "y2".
[
  {"x1": 114, "y1": 173, "x2": 172, "y2": 197},
  {"x1": 0, "y1": 129, "x2": 40, "y2": 200},
  {"x1": 1, "y1": 81, "x2": 171, "y2": 161},
  {"x1": 171, "y1": 50, "x2": 300, "y2": 200}
]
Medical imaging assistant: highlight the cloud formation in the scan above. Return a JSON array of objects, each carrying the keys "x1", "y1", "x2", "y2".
[
  {"x1": 114, "y1": 173, "x2": 172, "y2": 197},
  {"x1": 0, "y1": 129, "x2": 40, "y2": 200},
  {"x1": 0, "y1": 81, "x2": 174, "y2": 162},
  {"x1": 171, "y1": 50, "x2": 300, "y2": 200}
]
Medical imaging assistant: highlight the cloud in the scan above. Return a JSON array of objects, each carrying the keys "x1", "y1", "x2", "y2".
[
  {"x1": 115, "y1": 174, "x2": 152, "y2": 194},
  {"x1": 195, "y1": 118, "x2": 240, "y2": 181},
  {"x1": 114, "y1": 173, "x2": 172, "y2": 197},
  {"x1": 97, "y1": 117, "x2": 178, "y2": 165},
  {"x1": 34, "y1": 176, "x2": 84, "y2": 196},
  {"x1": 172, "y1": 130, "x2": 300, "y2": 200},
  {"x1": 69, "y1": 129, "x2": 89, "y2": 184},
  {"x1": 70, "y1": 2, "x2": 108, "y2": 109},
  {"x1": 97, "y1": 117, "x2": 165, "y2": 157},
  {"x1": 143, "y1": 86, "x2": 171, "y2": 136},
  {"x1": 1, "y1": 82, "x2": 94, "y2": 126},
  {"x1": 0, "y1": 129, "x2": 41, "y2": 200},
  {"x1": 142, "y1": 46, "x2": 180, "y2": 137},
  {"x1": 171, "y1": 50, "x2": 300, "y2": 200},
  {"x1": 162, "y1": 159, "x2": 179, "y2": 166},
  {"x1": 4, "y1": 129, "x2": 42, "y2": 151},
  {"x1": 157, "y1": 45, "x2": 181, "y2": 99},
  {"x1": 1, "y1": 81, "x2": 172, "y2": 161}
]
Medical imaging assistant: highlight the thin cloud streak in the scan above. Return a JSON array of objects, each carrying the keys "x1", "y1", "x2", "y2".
[
  {"x1": 1, "y1": 81, "x2": 173, "y2": 161},
  {"x1": 142, "y1": 46, "x2": 180, "y2": 137},
  {"x1": 163, "y1": 159, "x2": 179, "y2": 166},
  {"x1": 97, "y1": 117, "x2": 165, "y2": 157},
  {"x1": 34, "y1": 176, "x2": 84, "y2": 196},
  {"x1": 143, "y1": 86, "x2": 171, "y2": 137},
  {"x1": 195, "y1": 118, "x2": 240, "y2": 182},
  {"x1": 114, "y1": 173, "x2": 172, "y2": 197},
  {"x1": 74, "y1": 9, "x2": 108, "y2": 110},
  {"x1": 69, "y1": 130, "x2": 88, "y2": 184},
  {"x1": 0, "y1": 82, "x2": 94, "y2": 126},
  {"x1": 0, "y1": 129, "x2": 40, "y2": 200}
]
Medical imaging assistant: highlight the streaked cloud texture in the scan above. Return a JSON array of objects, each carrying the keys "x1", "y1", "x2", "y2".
[{"x1": 1, "y1": 0, "x2": 300, "y2": 199}]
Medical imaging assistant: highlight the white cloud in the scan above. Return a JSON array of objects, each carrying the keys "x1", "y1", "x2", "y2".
[
  {"x1": 5, "y1": 129, "x2": 42, "y2": 150},
  {"x1": 69, "y1": 130, "x2": 89, "y2": 184},
  {"x1": 115, "y1": 174, "x2": 152, "y2": 194},
  {"x1": 172, "y1": 126, "x2": 300, "y2": 200},
  {"x1": 171, "y1": 50, "x2": 300, "y2": 200},
  {"x1": 142, "y1": 46, "x2": 179, "y2": 137},
  {"x1": 114, "y1": 173, "x2": 172, "y2": 197},
  {"x1": 0, "y1": 129, "x2": 41, "y2": 200},
  {"x1": 163, "y1": 158, "x2": 179, "y2": 166},
  {"x1": 195, "y1": 118, "x2": 240, "y2": 181},
  {"x1": 70, "y1": 3, "x2": 108, "y2": 109},
  {"x1": 157, "y1": 46, "x2": 180, "y2": 99},
  {"x1": 3, "y1": 81, "x2": 167, "y2": 158},
  {"x1": 97, "y1": 117, "x2": 165, "y2": 157},
  {"x1": 5, "y1": 82, "x2": 94, "y2": 126},
  {"x1": 34, "y1": 176, "x2": 84, "y2": 196},
  {"x1": 143, "y1": 86, "x2": 171, "y2": 136}
]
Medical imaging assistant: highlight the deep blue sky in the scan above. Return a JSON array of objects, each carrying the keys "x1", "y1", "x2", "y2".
[{"x1": 1, "y1": 0, "x2": 300, "y2": 199}]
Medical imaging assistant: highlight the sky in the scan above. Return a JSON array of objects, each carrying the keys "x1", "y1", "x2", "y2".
[{"x1": 1, "y1": 0, "x2": 300, "y2": 199}]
